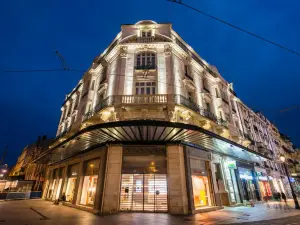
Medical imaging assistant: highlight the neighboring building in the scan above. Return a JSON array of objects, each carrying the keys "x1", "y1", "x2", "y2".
[
  {"x1": 9, "y1": 136, "x2": 53, "y2": 191},
  {"x1": 36, "y1": 20, "x2": 299, "y2": 215}
]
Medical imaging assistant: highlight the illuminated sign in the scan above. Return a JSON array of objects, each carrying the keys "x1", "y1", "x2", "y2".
[
  {"x1": 227, "y1": 161, "x2": 237, "y2": 169},
  {"x1": 240, "y1": 174, "x2": 253, "y2": 180},
  {"x1": 256, "y1": 172, "x2": 262, "y2": 176},
  {"x1": 289, "y1": 177, "x2": 295, "y2": 182}
]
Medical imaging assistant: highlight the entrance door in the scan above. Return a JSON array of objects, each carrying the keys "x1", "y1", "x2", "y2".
[{"x1": 119, "y1": 174, "x2": 167, "y2": 212}]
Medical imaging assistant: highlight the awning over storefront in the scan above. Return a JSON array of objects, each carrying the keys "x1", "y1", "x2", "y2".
[{"x1": 34, "y1": 120, "x2": 270, "y2": 164}]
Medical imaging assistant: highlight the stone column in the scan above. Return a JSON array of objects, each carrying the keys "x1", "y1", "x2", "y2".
[
  {"x1": 94, "y1": 150, "x2": 108, "y2": 210},
  {"x1": 167, "y1": 145, "x2": 188, "y2": 214},
  {"x1": 101, "y1": 145, "x2": 123, "y2": 214},
  {"x1": 73, "y1": 161, "x2": 85, "y2": 205}
]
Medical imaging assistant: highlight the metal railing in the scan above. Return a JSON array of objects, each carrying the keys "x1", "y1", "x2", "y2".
[
  {"x1": 137, "y1": 37, "x2": 154, "y2": 43},
  {"x1": 57, "y1": 94, "x2": 231, "y2": 140},
  {"x1": 135, "y1": 65, "x2": 156, "y2": 70}
]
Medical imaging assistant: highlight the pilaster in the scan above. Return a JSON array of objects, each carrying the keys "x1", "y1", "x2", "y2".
[
  {"x1": 167, "y1": 145, "x2": 188, "y2": 214},
  {"x1": 101, "y1": 145, "x2": 123, "y2": 214}
]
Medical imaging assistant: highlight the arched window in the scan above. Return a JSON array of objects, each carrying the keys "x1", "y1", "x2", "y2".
[{"x1": 136, "y1": 52, "x2": 156, "y2": 70}]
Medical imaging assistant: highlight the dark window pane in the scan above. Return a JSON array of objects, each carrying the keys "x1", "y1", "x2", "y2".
[
  {"x1": 147, "y1": 87, "x2": 151, "y2": 94},
  {"x1": 146, "y1": 83, "x2": 151, "y2": 86},
  {"x1": 152, "y1": 87, "x2": 155, "y2": 94},
  {"x1": 141, "y1": 88, "x2": 145, "y2": 94},
  {"x1": 140, "y1": 82, "x2": 145, "y2": 86},
  {"x1": 136, "y1": 88, "x2": 139, "y2": 94}
]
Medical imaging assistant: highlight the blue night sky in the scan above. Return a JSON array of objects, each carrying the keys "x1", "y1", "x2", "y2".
[{"x1": 1, "y1": 0, "x2": 300, "y2": 166}]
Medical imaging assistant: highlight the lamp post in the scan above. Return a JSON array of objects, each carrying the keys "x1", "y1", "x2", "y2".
[{"x1": 280, "y1": 156, "x2": 300, "y2": 209}]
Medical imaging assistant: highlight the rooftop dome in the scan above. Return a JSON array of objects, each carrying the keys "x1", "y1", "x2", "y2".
[{"x1": 135, "y1": 20, "x2": 157, "y2": 25}]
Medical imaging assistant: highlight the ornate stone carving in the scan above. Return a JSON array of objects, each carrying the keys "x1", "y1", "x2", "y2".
[
  {"x1": 119, "y1": 46, "x2": 128, "y2": 58},
  {"x1": 168, "y1": 110, "x2": 176, "y2": 122},
  {"x1": 164, "y1": 44, "x2": 172, "y2": 56}
]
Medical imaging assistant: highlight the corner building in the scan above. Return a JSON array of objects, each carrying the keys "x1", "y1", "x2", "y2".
[{"x1": 39, "y1": 20, "x2": 296, "y2": 214}]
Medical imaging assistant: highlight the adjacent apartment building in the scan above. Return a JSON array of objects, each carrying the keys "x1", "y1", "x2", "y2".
[{"x1": 36, "y1": 20, "x2": 299, "y2": 214}]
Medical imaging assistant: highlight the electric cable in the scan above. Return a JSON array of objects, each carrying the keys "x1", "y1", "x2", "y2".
[{"x1": 167, "y1": 0, "x2": 300, "y2": 57}]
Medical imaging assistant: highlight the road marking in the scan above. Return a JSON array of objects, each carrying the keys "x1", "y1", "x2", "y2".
[{"x1": 30, "y1": 207, "x2": 49, "y2": 220}]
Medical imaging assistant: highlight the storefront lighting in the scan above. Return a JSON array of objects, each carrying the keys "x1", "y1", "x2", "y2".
[
  {"x1": 239, "y1": 174, "x2": 253, "y2": 180},
  {"x1": 0, "y1": 174, "x2": 3, "y2": 177},
  {"x1": 90, "y1": 164, "x2": 95, "y2": 168},
  {"x1": 258, "y1": 176, "x2": 268, "y2": 181},
  {"x1": 280, "y1": 156, "x2": 285, "y2": 162},
  {"x1": 2, "y1": 169, "x2": 7, "y2": 173}
]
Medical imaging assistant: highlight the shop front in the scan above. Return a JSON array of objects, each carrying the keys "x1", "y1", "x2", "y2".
[
  {"x1": 65, "y1": 163, "x2": 79, "y2": 202},
  {"x1": 254, "y1": 167, "x2": 272, "y2": 200},
  {"x1": 267, "y1": 170, "x2": 285, "y2": 196},
  {"x1": 221, "y1": 158, "x2": 241, "y2": 206},
  {"x1": 79, "y1": 158, "x2": 100, "y2": 207},
  {"x1": 237, "y1": 163, "x2": 260, "y2": 203},
  {"x1": 186, "y1": 146, "x2": 215, "y2": 211},
  {"x1": 119, "y1": 147, "x2": 167, "y2": 212}
]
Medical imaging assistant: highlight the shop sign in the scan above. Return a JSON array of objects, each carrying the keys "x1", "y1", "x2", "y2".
[
  {"x1": 227, "y1": 161, "x2": 237, "y2": 169},
  {"x1": 240, "y1": 174, "x2": 253, "y2": 180},
  {"x1": 258, "y1": 176, "x2": 268, "y2": 181},
  {"x1": 192, "y1": 169, "x2": 206, "y2": 176},
  {"x1": 290, "y1": 177, "x2": 295, "y2": 182},
  {"x1": 256, "y1": 172, "x2": 262, "y2": 176}
]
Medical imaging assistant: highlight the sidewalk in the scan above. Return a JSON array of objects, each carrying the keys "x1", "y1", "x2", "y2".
[
  {"x1": 0, "y1": 199, "x2": 300, "y2": 225},
  {"x1": 184, "y1": 200, "x2": 300, "y2": 224}
]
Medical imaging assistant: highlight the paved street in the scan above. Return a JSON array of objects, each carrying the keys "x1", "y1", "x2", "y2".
[{"x1": 0, "y1": 199, "x2": 300, "y2": 225}]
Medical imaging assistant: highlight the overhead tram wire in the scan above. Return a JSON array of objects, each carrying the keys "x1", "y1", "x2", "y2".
[
  {"x1": 167, "y1": 0, "x2": 300, "y2": 57},
  {"x1": 1, "y1": 68, "x2": 185, "y2": 90}
]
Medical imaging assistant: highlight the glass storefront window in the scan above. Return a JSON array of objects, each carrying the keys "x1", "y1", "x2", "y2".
[
  {"x1": 192, "y1": 175, "x2": 211, "y2": 207},
  {"x1": 79, "y1": 159, "x2": 100, "y2": 207},
  {"x1": 119, "y1": 174, "x2": 167, "y2": 212},
  {"x1": 190, "y1": 158, "x2": 213, "y2": 208},
  {"x1": 66, "y1": 177, "x2": 77, "y2": 202},
  {"x1": 55, "y1": 179, "x2": 63, "y2": 200},
  {"x1": 47, "y1": 179, "x2": 56, "y2": 199},
  {"x1": 80, "y1": 175, "x2": 98, "y2": 206}
]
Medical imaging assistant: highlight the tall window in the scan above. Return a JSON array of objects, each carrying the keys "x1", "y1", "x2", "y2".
[
  {"x1": 135, "y1": 82, "x2": 156, "y2": 95},
  {"x1": 188, "y1": 91, "x2": 194, "y2": 102},
  {"x1": 136, "y1": 52, "x2": 156, "y2": 69},
  {"x1": 90, "y1": 80, "x2": 95, "y2": 91},
  {"x1": 141, "y1": 31, "x2": 151, "y2": 37},
  {"x1": 206, "y1": 102, "x2": 211, "y2": 112}
]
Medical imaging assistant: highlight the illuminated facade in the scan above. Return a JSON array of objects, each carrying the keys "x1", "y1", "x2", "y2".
[{"x1": 39, "y1": 20, "x2": 298, "y2": 214}]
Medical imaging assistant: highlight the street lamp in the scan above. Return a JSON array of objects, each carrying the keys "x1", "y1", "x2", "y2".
[{"x1": 280, "y1": 155, "x2": 300, "y2": 209}]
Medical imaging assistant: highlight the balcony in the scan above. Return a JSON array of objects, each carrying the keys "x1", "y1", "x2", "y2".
[
  {"x1": 77, "y1": 94, "x2": 230, "y2": 136},
  {"x1": 94, "y1": 96, "x2": 112, "y2": 113},
  {"x1": 122, "y1": 94, "x2": 167, "y2": 104},
  {"x1": 135, "y1": 65, "x2": 156, "y2": 70},
  {"x1": 82, "y1": 110, "x2": 94, "y2": 122},
  {"x1": 137, "y1": 36, "x2": 154, "y2": 43}
]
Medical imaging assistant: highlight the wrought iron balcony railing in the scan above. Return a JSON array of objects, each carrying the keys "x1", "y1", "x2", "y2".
[
  {"x1": 137, "y1": 37, "x2": 154, "y2": 43},
  {"x1": 135, "y1": 65, "x2": 156, "y2": 70},
  {"x1": 82, "y1": 110, "x2": 94, "y2": 122}
]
